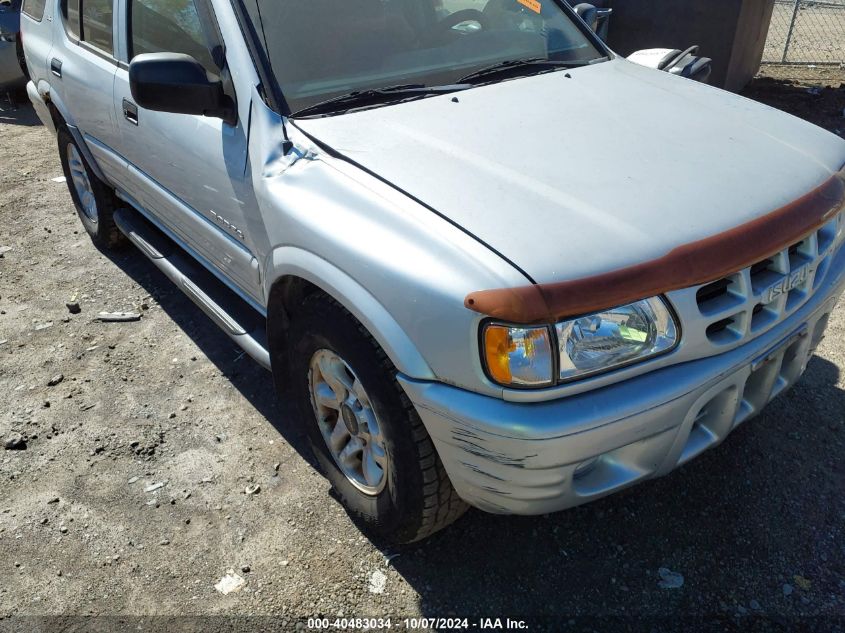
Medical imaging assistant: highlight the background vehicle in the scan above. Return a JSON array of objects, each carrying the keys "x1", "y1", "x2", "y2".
[
  {"x1": 627, "y1": 46, "x2": 712, "y2": 82},
  {"x1": 570, "y1": 1, "x2": 712, "y2": 82},
  {"x1": 20, "y1": 0, "x2": 845, "y2": 545},
  {"x1": 568, "y1": 1, "x2": 612, "y2": 41},
  {"x1": 0, "y1": 0, "x2": 27, "y2": 91}
]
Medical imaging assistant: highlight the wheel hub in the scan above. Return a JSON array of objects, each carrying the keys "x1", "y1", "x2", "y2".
[{"x1": 340, "y1": 403, "x2": 360, "y2": 436}]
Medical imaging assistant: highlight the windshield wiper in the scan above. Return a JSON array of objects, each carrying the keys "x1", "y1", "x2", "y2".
[
  {"x1": 291, "y1": 83, "x2": 471, "y2": 118},
  {"x1": 458, "y1": 57, "x2": 603, "y2": 84}
]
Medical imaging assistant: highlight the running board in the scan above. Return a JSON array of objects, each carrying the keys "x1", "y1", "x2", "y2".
[{"x1": 113, "y1": 208, "x2": 271, "y2": 371}]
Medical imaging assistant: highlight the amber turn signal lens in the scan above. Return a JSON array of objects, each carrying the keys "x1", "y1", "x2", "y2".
[
  {"x1": 482, "y1": 324, "x2": 554, "y2": 388},
  {"x1": 484, "y1": 325, "x2": 515, "y2": 385}
]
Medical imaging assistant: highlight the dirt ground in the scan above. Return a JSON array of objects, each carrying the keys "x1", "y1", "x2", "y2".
[
  {"x1": 1, "y1": 67, "x2": 844, "y2": 632},
  {"x1": 750, "y1": 65, "x2": 845, "y2": 136}
]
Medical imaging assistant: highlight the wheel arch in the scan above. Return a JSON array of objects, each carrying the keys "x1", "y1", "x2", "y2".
[
  {"x1": 38, "y1": 83, "x2": 109, "y2": 183},
  {"x1": 265, "y1": 247, "x2": 436, "y2": 386},
  {"x1": 34, "y1": 79, "x2": 71, "y2": 128}
]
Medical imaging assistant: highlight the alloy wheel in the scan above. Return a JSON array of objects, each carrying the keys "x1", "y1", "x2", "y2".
[
  {"x1": 66, "y1": 143, "x2": 98, "y2": 223},
  {"x1": 308, "y1": 349, "x2": 389, "y2": 495}
]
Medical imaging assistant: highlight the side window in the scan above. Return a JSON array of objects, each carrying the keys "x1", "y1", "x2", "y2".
[
  {"x1": 22, "y1": 0, "x2": 46, "y2": 21},
  {"x1": 81, "y1": 0, "x2": 114, "y2": 54},
  {"x1": 129, "y1": 0, "x2": 217, "y2": 73},
  {"x1": 62, "y1": 0, "x2": 81, "y2": 40}
]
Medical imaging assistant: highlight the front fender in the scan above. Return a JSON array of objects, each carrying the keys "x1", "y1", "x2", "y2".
[
  {"x1": 248, "y1": 92, "x2": 531, "y2": 396},
  {"x1": 267, "y1": 246, "x2": 436, "y2": 380}
]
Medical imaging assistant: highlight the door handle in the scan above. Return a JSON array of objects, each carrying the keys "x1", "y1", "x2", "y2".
[
  {"x1": 50, "y1": 58, "x2": 62, "y2": 78},
  {"x1": 122, "y1": 99, "x2": 139, "y2": 126}
]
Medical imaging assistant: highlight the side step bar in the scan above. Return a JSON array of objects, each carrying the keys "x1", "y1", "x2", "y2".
[{"x1": 114, "y1": 208, "x2": 272, "y2": 371}]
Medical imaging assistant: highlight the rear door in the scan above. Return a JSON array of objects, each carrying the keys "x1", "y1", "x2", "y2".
[
  {"x1": 52, "y1": 0, "x2": 124, "y2": 183},
  {"x1": 19, "y1": 0, "x2": 53, "y2": 87},
  {"x1": 111, "y1": 0, "x2": 261, "y2": 303}
]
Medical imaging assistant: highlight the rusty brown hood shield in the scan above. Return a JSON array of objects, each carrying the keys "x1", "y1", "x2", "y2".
[{"x1": 465, "y1": 171, "x2": 845, "y2": 325}]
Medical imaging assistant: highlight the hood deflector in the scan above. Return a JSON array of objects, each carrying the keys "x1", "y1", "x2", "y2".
[{"x1": 465, "y1": 171, "x2": 845, "y2": 324}]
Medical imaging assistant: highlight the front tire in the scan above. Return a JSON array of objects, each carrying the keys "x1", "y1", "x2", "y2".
[
  {"x1": 57, "y1": 126, "x2": 125, "y2": 250},
  {"x1": 288, "y1": 293, "x2": 468, "y2": 544}
]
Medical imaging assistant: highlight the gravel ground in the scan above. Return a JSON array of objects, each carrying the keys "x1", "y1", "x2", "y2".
[{"x1": 1, "y1": 68, "x2": 844, "y2": 632}]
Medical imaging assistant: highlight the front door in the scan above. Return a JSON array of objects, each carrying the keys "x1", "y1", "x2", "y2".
[{"x1": 112, "y1": 0, "x2": 261, "y2": 303}]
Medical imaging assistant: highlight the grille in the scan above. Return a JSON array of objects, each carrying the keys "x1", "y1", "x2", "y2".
[{"x1": 666, "y1": 210, "x2": 843, "y2": 356}]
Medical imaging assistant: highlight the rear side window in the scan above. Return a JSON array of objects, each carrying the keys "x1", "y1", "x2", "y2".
[
  {"x1": 81, "y1": 0, "x2": 114, "y2": 54},
  {"x1": 129, "y1": 0, "x2": 216, "y2": 73},
  {"x1": 63, "y1": 0, "x2": 81, "y2": 40},
  {"x1": 22, "y1": 0, "x2": 46, "y2": 21}
]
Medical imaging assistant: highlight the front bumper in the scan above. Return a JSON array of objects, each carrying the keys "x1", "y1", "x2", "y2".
[{"x1": 399, "y1": 245, "x2": 845, "y2": 515}]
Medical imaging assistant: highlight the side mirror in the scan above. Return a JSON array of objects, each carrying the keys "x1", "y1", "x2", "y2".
[
  {"x1": 572, "y1": 3, "x2": 599, "y2": 32},
  {"x1": 129, "y1": 52, "x2": 235, "y2": 124}
]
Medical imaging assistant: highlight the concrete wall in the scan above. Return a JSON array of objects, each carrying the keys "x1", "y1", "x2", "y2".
[{"x1": 602, "y1": 0, "x2": 776, "y2": 91}]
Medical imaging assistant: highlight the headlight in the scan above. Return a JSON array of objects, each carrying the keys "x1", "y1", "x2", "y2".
[
  {"x1": 481, "y1": 297, "x2": 678, "y2": 388},
  {"x1": 556, "y1": 297, "x2": 678, "y2": 382},
  {"x1": 482, "y1": 324, "x2": 554, "y2": 388}
]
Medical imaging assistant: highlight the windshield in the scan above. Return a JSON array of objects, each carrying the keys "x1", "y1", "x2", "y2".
[{"x1": 243, "y1": 0, "x2": 606, "y2": 115}]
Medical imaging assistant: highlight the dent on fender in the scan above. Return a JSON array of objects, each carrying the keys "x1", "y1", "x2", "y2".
[
  {"x1": 247, "y1": 98, "x2": 437, "y2": 381},
  {"x1": 249, "y1": 95, "x2": 320, "y2": 180},
  {"x1": 261, "y1": 134, "x2": 319, "y2": 179}
]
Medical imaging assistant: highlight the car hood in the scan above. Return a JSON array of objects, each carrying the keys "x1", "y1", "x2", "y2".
[{"x1": 296, "y1": 59, "x2": 845, "y2": 285}]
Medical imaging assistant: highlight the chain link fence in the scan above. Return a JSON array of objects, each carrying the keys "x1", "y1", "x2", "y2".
[{"x1": 763, "y1": 0, "x2": 845, "y2": 64}]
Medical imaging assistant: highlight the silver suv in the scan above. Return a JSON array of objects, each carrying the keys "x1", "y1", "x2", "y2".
[{"x1": 21, "y1": 0, "x2": 845, "y2": 543}]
